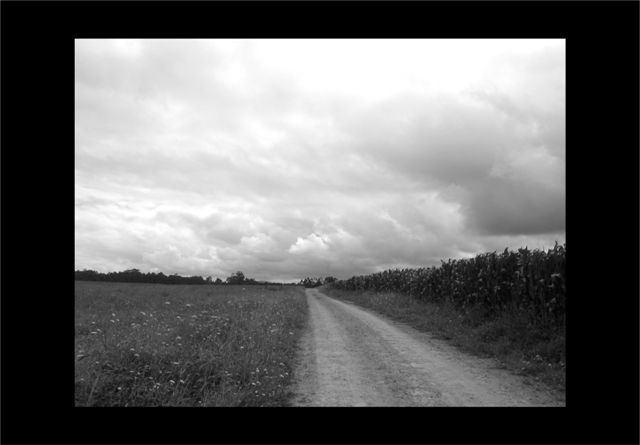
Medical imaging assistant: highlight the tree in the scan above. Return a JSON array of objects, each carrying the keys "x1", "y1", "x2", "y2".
[
  {"x1": 76, "y1": 269, "x2": 219, "y2": 285},
  {"x1": 206, "y1": 276, "x2": 212, "y2": 284},
  {"x1": 226, "y1": 271, "x2": 245, "y2": 285},
  {"x1": 324, "y1": 276, "x2": 337, "y2": 284},
  {"x1": 299, "y1": 277, "x2": 322, "y2": 288},
  {"x1": 215, "y1": 278, "x2": 223, "y2": 285}
]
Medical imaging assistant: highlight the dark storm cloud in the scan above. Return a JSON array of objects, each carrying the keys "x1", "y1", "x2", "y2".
[
  {"x1": 338, "y1": 93, "x2": 565, "y2": 236},
  {"x1": 463, "y1": 177, "x2": 565, "y2": 235}
]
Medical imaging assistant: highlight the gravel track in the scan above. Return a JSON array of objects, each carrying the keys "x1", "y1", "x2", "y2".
[{"x1": 292, "y1": 288, "x2": 565, "y2": 407}]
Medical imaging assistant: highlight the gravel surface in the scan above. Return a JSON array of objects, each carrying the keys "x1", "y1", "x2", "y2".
[{"x1": 292, "y1": 288, "x2": 565, "y2": 406}]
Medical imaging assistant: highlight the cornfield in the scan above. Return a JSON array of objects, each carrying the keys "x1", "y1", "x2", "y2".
[{"x1": 331, "y1": 243, "x2": 566, "y2": 326}]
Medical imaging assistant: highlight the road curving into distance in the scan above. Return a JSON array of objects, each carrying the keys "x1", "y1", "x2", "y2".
[{"x1": 292, "y1": 288, "x2": 565, "y2": 407}]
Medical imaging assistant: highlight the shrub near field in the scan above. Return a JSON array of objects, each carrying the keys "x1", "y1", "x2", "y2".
[{"x1": 75, "y1": 282, "x2": 308, "y2": 406}]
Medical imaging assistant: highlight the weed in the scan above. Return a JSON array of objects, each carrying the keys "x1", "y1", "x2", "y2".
[{"x1": 75, "y1": 281, "x2": 308, "y2": 406}]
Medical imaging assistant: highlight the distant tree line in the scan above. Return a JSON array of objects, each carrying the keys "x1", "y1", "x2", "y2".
[
  {"x1": 298, "y1": 276, "x2": 337, "y2": 288},
  {"x1": 74, "y1": 269, "x2": 297, "y2": 286},
  {"x1": 217, "y1": 271, "x2": 297, "y2": 286},
  {"x1": 75, "y1": 269, "x2": 209, "y2": 285}
]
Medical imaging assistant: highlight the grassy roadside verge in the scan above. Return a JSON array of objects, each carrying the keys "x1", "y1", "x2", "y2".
[
  {"x1": 321, "y1": 286, "x2": 565, "y2": 393},
  {"x1": 75, "y1": 281, "x2": 308, "y2": 406}
]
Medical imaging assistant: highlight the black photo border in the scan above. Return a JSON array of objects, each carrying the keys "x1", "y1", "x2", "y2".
[{"x1": 1, "y1": 1, "x2": 638, "y2": 444}]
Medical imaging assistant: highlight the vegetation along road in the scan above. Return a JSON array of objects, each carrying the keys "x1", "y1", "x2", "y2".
[{"x1": 292, "y1": 288, "x2": 564, "y2": 407}]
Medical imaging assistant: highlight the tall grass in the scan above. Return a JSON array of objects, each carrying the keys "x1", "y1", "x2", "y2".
[
  {"x1": 332, "y1": 244, "x2": 565, "y2": 327},
  {"x1": 75, "y1": 282, "x2": 308, "y2": 406},
  {"x1": 323, "y1": 287, "x2": 565, "y2": 392}
]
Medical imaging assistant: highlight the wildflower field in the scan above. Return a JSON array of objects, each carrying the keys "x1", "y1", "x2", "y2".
[{"x1": 75, "y1": 282, "x2": 308, "y2": 406}]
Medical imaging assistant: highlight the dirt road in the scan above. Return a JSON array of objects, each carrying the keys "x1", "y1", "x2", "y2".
[{"x1": 292, "y1": 288, "x2": 565, "y2": 406}]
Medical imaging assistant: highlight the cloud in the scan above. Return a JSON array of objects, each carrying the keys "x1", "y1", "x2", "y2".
[
  {"x1": 289, "y1": 233, "x2": 330, "y2": 255},
  {"x1": 75, "y1": 39, "x2": 565, "y2": 281}
]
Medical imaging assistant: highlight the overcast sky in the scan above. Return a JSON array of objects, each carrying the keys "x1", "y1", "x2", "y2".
[{"x1": 75, "y1": 39, "x2": 565, "y2": 282}]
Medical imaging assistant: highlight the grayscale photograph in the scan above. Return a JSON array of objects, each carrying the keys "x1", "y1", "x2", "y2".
[{"x1": 75, "y1": 39, "x2": 566, "y2": 407}]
